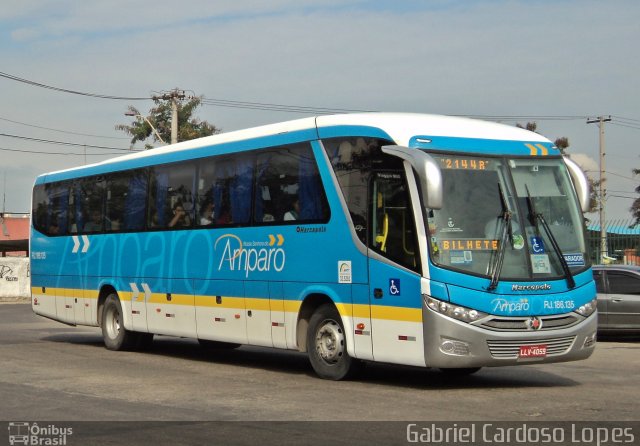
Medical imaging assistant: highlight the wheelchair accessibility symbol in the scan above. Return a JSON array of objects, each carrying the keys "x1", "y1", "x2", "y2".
[
  {"x1": 530, "y1": 236, "x2": 545, "y2": 254},
  {"x1": 389, "y1": 279, "x2": 401, "y2": 296}
]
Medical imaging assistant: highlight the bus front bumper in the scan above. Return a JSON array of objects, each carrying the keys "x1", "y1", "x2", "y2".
[{"x1": 423, "y1": 307, "x2": 597, "y2": 368}]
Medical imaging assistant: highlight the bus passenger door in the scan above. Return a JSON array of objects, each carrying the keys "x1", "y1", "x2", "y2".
[
  {"x1": 367, "y1": 171, "x2": 426, "y2": 367},
  {"x1": 55, "y1": 276, "x2": 75, "y2": 324},
  {"x1": 127, "y1": 278, "x2": 149, "y2": 333},
  {"x1": 269, "y1": 282, "x2": 287, "y2": 349},
  {"x1": 146, "y1": 278, "x2": 197, "y2": 338},
  {"x1": 194, "y1": 280, "x2": 248, "y2": 345},
  {"x1": 351, "y1": 283, "x2": 374, "y2": 360},
  {"x1": 71, "y1": 278, "x2": 86, "y2": 325},
  {"x1": 245, "y1": 281, "x2": 273, "y2": 347},
  {"x1": 368, "y1": 259, "x2": 424, "y2": 366}
]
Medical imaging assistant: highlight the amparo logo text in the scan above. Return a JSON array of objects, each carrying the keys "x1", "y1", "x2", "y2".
[
  {"x1": 492, "y1": 298, "x2": 530, "y2": 313},
  {"x1": 215, "y1": 234, "x2": 286, "y2": 278}
]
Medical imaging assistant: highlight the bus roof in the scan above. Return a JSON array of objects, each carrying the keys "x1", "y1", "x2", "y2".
[{"x1": 37, "y1": 113, "x2": 553, "y2": 182}]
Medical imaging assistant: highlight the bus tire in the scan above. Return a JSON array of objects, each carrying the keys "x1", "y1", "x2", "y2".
[
  {"x1": 101, "y1": 294, "x2": 137, "y2": 351},
  {"x1": 307, "y1": 303, "x2": 358, "y2": 380},
  {"x1": 438, "y1": 367, "x2": 481, "y2": 376},
  {"x1": 198, "y1": 339, "x2": 240, "y2": 350}
]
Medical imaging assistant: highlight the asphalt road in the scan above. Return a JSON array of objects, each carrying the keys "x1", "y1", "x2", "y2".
[{"x1": 1, "y1": 303, "x2": 639, "y2": 445}]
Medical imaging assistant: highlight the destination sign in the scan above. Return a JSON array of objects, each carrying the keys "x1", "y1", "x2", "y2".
[
  {"x1": 438, "y1": 157, "x2": 490, "y2": 170},
  {"x1": 440, "y1": 239, "x2": 499, "y2": 251}
]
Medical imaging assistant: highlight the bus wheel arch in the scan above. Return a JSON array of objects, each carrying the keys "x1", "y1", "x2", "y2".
[
  {"x1": 296, "y1": 293, "x2": 334, "y2": 353},
  {"x1": 306, "y1": 302, "x2": 360, "y2": 380}
]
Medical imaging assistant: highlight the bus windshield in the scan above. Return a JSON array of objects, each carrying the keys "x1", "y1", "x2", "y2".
[{"x1": 428, "y1": 154, "x2": 588, "y2": 281}]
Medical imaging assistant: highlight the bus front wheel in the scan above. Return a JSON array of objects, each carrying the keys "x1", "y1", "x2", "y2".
[
  {"x1": 102, "y1": 294, "x2": 137, "y2": 351},
  {"x1": 307, "y1": 304, "x2": 359, "y2": 380}
]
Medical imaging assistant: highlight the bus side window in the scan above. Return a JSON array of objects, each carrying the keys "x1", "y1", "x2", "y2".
[
  {"x1": 79, "y1": 178, "x2": 106, "y2": 234},
  {"x1": 255, "y1": 149, "x2": 291, "y2": 223},
  {"x1": 196, "y1": 159, "x2": 216, "y2": 226},
  {"x1": 32, "y1": 185, "x2": 49, "y2": 234},
  {"x1": 369, "y1": 172, "x2": 419, "y2": 271},
  {"x1": 149, "y1": 162, "x2": 196, "y2": 229},
  {"x1": 105, "y1": 171, "x2": 148, "y2": 232},
  {"x1": 123, "y1": 170, "x2": 148, "y2": 231},
  {"x1": 322, "y1": 137, "x2": 400, "y2": 244},
  {"x1": 254, "y1": 143, "x2": 329, "y2": 224},
  {"x1": 207, "y1": 154, "x2": 254, "y2": 226},
  {"x1": 42, "y1": 183, "x2": 70, "y2": 235}
]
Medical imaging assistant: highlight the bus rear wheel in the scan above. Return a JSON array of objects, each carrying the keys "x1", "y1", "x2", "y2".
[
  {"x1": 102, "y1": 294, "x2": 137, "y2": 351},
  {"x1": 307, "y1": 304, "x2": 359, "y2": 380}
]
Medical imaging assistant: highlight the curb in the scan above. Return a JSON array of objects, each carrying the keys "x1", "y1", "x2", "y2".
[{"x1": 0, "y1": 296, "x2": 31, "y2": 304}]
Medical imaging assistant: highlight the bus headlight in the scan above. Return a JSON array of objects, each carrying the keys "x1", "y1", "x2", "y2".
[
  {"x1": 424, "y1": 295, "x2": 487, "y2": 323},
  {"x1": 575, "y1": 298, "x2": 597, "y2": 317}
]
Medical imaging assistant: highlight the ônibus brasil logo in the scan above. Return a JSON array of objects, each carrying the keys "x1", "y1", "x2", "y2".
[{"x1": 215, "y1": 234, "x2": 286, "y2": 278}]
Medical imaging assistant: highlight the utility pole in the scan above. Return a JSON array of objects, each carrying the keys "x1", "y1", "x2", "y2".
[
  {"x1": 171, "y1": 95, "x2": 179, "y2": 145},
  {"x1": 153, "y1": 89, "x2": 185, "y2": 145},
  {"x1": 587, "y1": 115, "x2": 612, "y2": 263}
]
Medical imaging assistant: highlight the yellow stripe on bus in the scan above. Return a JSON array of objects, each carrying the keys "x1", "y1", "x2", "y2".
[
  {"x1": 351, "y1": 304, "x2": 371, "y2": 319},
  {"x1": 194, "y1": 295, "x2": 245, "y2": 309},
  {"x1": 371, "y1": 305, "x2": 422, "y2": 323},
  {"x1": 84, "y1": 290, "x2": 99, "y2": 300},
  {"x1": 245, "y1": 297, "x2": 271, "y2": 311},
  {"x1": 31, "y1": 286, "x2": 423, "y2": 323},
  {"x1": 282, "y1": 300, "x2": 301, "y2": 313},
  {"x1": 535, "y1": 143, "x2": 549, "y2": 155},
  {"x1": 525, "y1": 143, "x2": 538, "y2": 155}
]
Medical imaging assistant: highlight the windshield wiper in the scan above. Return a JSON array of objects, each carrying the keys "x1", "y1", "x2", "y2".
[
  {"x1": 525, "y1": 185, "x2": 576, "y2": 289},
  {"x1": 487, "y1": 182, "x2": 512, "y2": 291}
]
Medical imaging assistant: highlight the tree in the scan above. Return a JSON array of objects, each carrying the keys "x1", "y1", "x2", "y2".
[
  {"x1": 517, "y1": 122, "x2": 598, "y2": 213},
  {"x1": 516, "y1": 122, "x2": 538, "y2": 133},
  {"x1": 116, "y1": 96, "x2": 219, "y2": 149},
  {"x1": 632, "y1": 168, "x2": 640, "y2": 226}
]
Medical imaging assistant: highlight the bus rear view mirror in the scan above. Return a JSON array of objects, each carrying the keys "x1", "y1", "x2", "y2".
[
  {"x1": 382, "y1": 145, "x2": 443, "y2": 209},
  {"x1": 563, "y1": 156, "x2": 590, "y2": 213}
]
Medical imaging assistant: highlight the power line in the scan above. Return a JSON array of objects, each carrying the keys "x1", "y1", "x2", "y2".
[
  {"x1": 0, "y1": 132, "x2": 135, "y2": 151},
  {"x1": 610, "y1": 121, "x2": 640, "y2": 131},
  {"x1": 0, "y1": 71, "x2": 151, "y2": 101},
  {"x1": 0, "y1": 115, "x2": 129, "y2": 140},
  {"x1": 0, "y1": 69, "x2": 635, "y2": 126},
  {"x1": 201, "y1": 97, "x2": 598, "y2": 121},
  {"x1": 605, "y1": 170, "x2": 638, "y2": 182},
  {"x1": 612, "y1": 115, "x2": 640, "y2": 124},
  {"x1": 459, "y1": 115, "x2": 588, "y2": 121},
  {"x1": 200, "y1": 97, "x2": 373, "y2": 114},
  {"x1": 0, "y1": 146, "x2": 133, "y2": 156}
]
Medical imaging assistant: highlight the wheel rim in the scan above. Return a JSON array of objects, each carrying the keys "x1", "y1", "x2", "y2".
[
  {"x1": 315, "y1": 319, "x2": 344, "y2": 364},
  {"x1": 105, "y1": 305, "x2": 121, "y2": 340}
]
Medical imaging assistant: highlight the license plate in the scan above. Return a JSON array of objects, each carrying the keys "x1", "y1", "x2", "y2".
[{"x1": 519, "y1": 344, "x2": 547, "y2": 358}]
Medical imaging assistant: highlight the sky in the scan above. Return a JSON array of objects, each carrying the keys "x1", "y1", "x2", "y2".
[{"x1": 1, "y1": 0, "x2": 638, "y2": 223}]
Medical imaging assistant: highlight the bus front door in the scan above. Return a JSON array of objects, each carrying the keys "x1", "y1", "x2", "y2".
[
  {"x1": 367, "y1": 171, "x2": 426, "y2": 367},
  {"x1": 368, "y1": 257, "x2": 425, "y2": 367}
]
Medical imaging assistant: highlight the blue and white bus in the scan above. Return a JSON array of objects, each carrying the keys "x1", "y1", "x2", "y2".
[{"x1": 31, "y1": 113, "x2": 597, "y2": 380}]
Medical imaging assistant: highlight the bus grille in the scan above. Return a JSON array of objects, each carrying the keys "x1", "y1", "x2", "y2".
[
  {"x1": 479, "y1": 314, "x2": 581, "y2": 332},
  {"x1": 487, "y1": 336, "x2": 576, "y2": 359}
]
